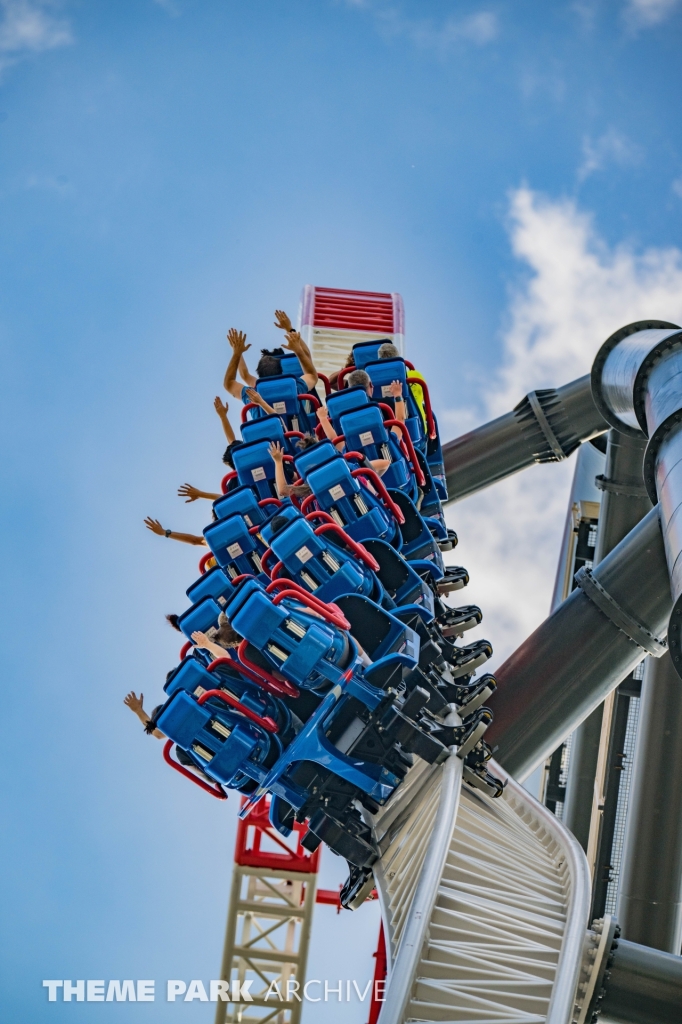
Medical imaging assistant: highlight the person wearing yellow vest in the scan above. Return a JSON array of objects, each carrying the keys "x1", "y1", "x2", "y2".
[{"x1": 378, "y1": 341, "x2": 427, "y2": 430}]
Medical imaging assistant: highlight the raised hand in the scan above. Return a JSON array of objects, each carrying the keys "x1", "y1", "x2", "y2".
[
  {"x1": 227, "y1": 328, "x2": 250, "y2": 354},
  {"x1": 177, "y1": 483, "x2": 203, "y2": 503},
  {"x1": 214, "y1": 396, "x2": 229, "y2": 417},
  {"x1": 124, "y1": 691, "x2": 144, "y2": 715},
  {"x1": 387, "y1": 380, "x2": 404, "y2": 399},
  {"x1": 144, "y1": 517, "x2": 165, "y2": 536},
  {"x1": 268, "y1": 441, "x2": 284, "y2": 463},
  {"x1": 283, "y1": 330, "x2": 303, "y2": 352},
  {"x1": 274, "y1": 309, "x2": 293, "y2": 332},
  {"x1": 316, "y1": 405, "x2": 330, "y2": 421},
  {"x1": 191, "y1": 630, "x2": 211, "y2": 650}
]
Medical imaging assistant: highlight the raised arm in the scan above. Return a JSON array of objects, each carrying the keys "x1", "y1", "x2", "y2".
[
  {"x1": 177, "y1": 484, "x2": 222, "y2": 503},
  {"x1": 387, "y1": 380, "x2": 407, "y2": 423},
  {"x1": 144, "y1": 517, "x2": 207, "y2": 546},
  {"x1": 223, "y1": 328, "x2": 251, "y2": 399},
  {"x1": 124, "y1": 691, "x2": 165, "y2": 738},
  {"x1": 245, "y1": 387, "x2": 277, "y2": 416},
  {"x1": 316, "y1": 406, "x2": 344, "y2": 450},
  {"x1": 191, "y1": 630, "x2": 232, "y2": 662},
  {"x1": 268, "y1": 441, "x2": 290, "y2": 498},
  {"x1": 214, "y1": 396, "x2": 236, "y2": 443},
  {"x1": 283, "y1": 330, "x2": 318, "y2": 390},
  {"x1": 239, "y1": 355, "x2": 257, "y2": 388}
]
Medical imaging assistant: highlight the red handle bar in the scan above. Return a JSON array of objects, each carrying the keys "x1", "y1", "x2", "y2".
[
  {"x1": 260, "y1": 548, "x2": 278, "y2": 575},
  {"x1": 179, "y1": 640, "x2": 192, "y2": 660},
  {"x1": 221, "y1": 472, "x2": 237, "y2": 494},
  {"x1": 318, "y1": 373, "x2": 331, "y2": 396},
  {"x1": 305, "y1": 510, "x2": 336, "y2": 525},
  {"x1": 199, "y1": 551, "x2": 215, "y2": 575},
  {"x1": 197, "y1": 687, "x2": 278, "y2": 733},
  {"x1": 207, "y1": 654, "x2": 295, "y2": 699},
  {"x1": 406, "y1": 375, "x2": 436, "y2": 440},
  {"x1": 336, "y1": 366, "x2": 354, "y2": 389},
  {"x1": 313, "y1": 523, "x2": 380, "y2": 572},
  {"x1": 298, "y1": 392, "x2": 321, "y2": 410},
  {"x1": 272, "y1": 589, "x2": 351, "y2": 631},
  {"x1": 237, "y1": 640, "x2": 300, "y2": 698},
  {"x1": 300, "y1": 494, "x2": 318, "y2": 515},
  {"x1": 382, "y1": 419, "x2": 426, "y2": 487},
  {"x1": 163, "y1": 740, "x2": 227, "y2": 800},
  {"x1": 265, "y1": 577, "x2": 348, "y2": 622},
  {"x1": 259, "y1": 497, "x2": 283, "y2": 509},
  {"x1": 351, "y1": 468, "x2": 405, "y2": 524},
  {"x1": 241, "y1": 402, "x2": 259, "y2": 424}
]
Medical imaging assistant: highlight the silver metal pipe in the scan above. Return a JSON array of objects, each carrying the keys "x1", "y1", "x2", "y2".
[
  {"x1": 443, "y1": 375, "x2": 608, "y2": 503},
  {"x1": 591, "y1": 320, "x2": 682, "y2": 676},
  {"x1": 487, "y1": 506, "x2": 670, "y2": 781},
  {"x1": 600, "y1": 938, "x2": 682, "y2": 1024},
  {"x1": 617, "y1": 651, "x2": 682, "y2": 952},
  {"x1": 563, "y1": 429, "x2": 652, "y2": 851}
]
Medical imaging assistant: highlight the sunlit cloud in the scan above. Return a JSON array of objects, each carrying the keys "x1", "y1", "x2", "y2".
[
  {"x1": 624, "y1": 0, "x2": 680, "y2": 28},
  {"x1": 578, "y1": 127, "x2": 642, "y2": 182},
  {"x1": 344, "y1": 2, "x2": 498, "y2": 52},
  {"x1": 0, "y1": 0, "x2": 72, "y2": 73},
  {"x1": 444, "y1": 188, "x2": 682, "y2": 668}
]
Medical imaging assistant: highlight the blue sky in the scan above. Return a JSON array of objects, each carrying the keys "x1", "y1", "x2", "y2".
[{"x1": 2, "y1": 1, "x2": 682, "y2": 1021}]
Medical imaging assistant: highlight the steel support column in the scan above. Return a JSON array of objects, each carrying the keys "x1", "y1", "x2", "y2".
[
  {"x1": 442, "y1": 374, "x2": 607, "y2": 502},
  {"x1": 599, "y1": 937, "x2": 682, "y2": 1024},
  {"x1": 487, "y1": 506, "x2": 670, "y2": 781},
  {"x1": 563, "y1": 430, "x2": 651, "y2": 860},
  {"x1": 617, "y1": 650, "x2": 682, "y2": 952}
]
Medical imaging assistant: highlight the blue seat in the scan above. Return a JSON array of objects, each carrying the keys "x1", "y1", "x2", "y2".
[
  {"x1": 293, "y1": 439, "x2": 340, "y2": 479},
  {"x1": 325, "y1": 387, "x2": 370, "y2": 436},
  {"x1": 229, "y1": 586, "x2": 358, "y2": 692},
  {"x1": 305, "y1": 457, "x2": 399, "y2": 545},
  {"x1": 268, "y1": 516, "x2": 377, "y2": 605},
  {"x1": 351, "y1": 339, "x2": 394, "y2": 369},
  {"x1": 157, "y1": 688, "x2": 282, "y2": 789},
  {"x1": 339, "y1": 405, "x2": 416, "y2": 498},
  {"x1": 279, "y1": 352, "x2": 303, "y2": 377},
  {"x1": 177, "y1": 595, "x2": 225, "y2": 642},
  {"x1": 203, "y1": 514, "x2": 267, "y2": 579},
  {"x1": 253, "y1": 376, "x2": 318, "y2": 434},
  {"x1": 365, "y1": 358, "x2": 425, "y2": 451},
  {"x1": 163, "y1": 655, "x2": 293, "y2": 730},
  {"x1": 389, "y1": 490, "x2": 444, "y2": 572},
  {"x1": 186, "y1": 565, "x2": 235, "y2": 608},
  {"x1": 231, "y1": 440, "x2": 280, "y2": 500},
  {"x1": 362, "y1": 539, "x2": 435, "y2": 619},
  {"x1": 334, "y1": 594, "x2": 420, "y2": 665},
  {"x1": 213, "y1": 486, "x2": 277, "y2": 528}
]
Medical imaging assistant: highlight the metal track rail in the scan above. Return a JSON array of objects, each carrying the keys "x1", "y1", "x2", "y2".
[{"x1": 371, "y1": 756, "x2": 591, "y2": 1024}]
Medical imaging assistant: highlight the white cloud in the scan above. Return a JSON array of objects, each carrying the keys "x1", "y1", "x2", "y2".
[
  {"x1": 0, "y1": 0, "x2": 72, "y2": 72},
  {"x1": 624, "y1": 0, "x2": 680, "y2": 28},
  {"x1": 153, "y1": 0, "x2": 181, "y2": 16},
  {"x1": 578, "y1": 127, "x2": 641, "y2": 182},
  {"x1": 345, "y1": 3, "x2": 498, "y2": 52},
  {"x1": 444, "y1": 188, "x2": 682, "y2": 669}
]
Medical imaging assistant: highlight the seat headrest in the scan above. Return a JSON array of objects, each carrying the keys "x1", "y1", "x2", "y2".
[
  {"x1": 241, "y1": 414, "x2": 286, "y2": 446},
  {"x1": 352, "y1": 339, "x2": 397, "y2": 369}
]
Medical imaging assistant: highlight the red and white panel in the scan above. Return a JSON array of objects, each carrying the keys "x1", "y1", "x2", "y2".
[{"x1": 298, "y1": 285, "x2": 405, "y2": 376}]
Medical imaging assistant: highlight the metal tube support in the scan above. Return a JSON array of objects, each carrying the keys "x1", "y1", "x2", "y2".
[
  {"x1": 487, "y1": 506, "x2": 670, "y2": 781},
  {"x1": 599, "y1": 937, "x2": 682, "y2": 1024},
  {"x1": 591, "y1": 320, "x2": 682, "y2": 677},
  {"x1": 563, "y1": 429, "x2": 652, "y2": 853},
  {"x1": 442, "y1": 374, "x2": 607, "y2": 503},
  {"x1": 617, "y1": 650, "x2": 682, "y2": 952}
]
